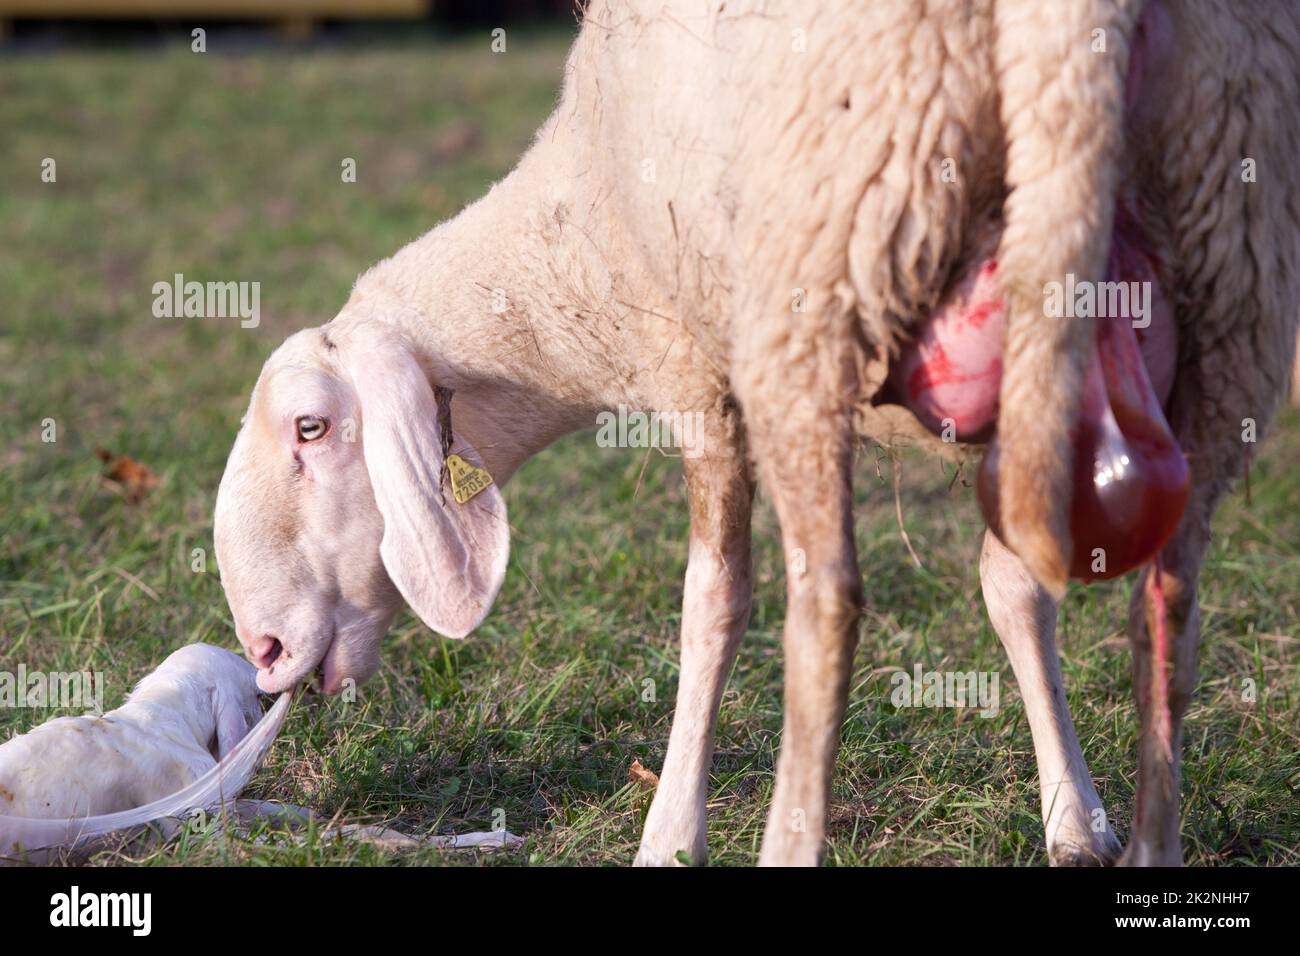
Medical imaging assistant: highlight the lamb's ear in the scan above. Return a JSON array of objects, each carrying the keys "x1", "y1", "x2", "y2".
[
  {"x1": 212, "y1": 685, "x2": 255, "y2": 759},
  {"x1": 339, "y1": 326, "x2": 509, "y2": 639}
]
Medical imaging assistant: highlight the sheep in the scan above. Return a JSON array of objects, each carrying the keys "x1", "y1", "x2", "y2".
[
  {"x1": 0, "y1": 644, "x2": 277, "y2": 861},
  {"x1": 213, "y1": 0, "x2": 1300, "y2": 866}
]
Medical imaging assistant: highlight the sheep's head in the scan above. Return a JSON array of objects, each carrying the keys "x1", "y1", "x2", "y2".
[{"x1": 214, "y1": 322, "x2": 509, "y2": 695}]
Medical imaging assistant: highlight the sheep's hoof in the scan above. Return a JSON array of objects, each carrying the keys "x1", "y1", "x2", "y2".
[
  {"x1": 1117, "y1": 841, "x2": 1182, "y2": 867},
  {"x1": 1050, "y1": 834, "x2": 1122, "y2": 867},
  {"x1": 632, "y1": 846, "x2": 699, "y2": 867}
]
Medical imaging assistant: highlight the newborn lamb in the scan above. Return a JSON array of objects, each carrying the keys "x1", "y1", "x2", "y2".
[
  {"x1": 0, "y1": 644, "x2": 262, "y2": 820},
  {"x1": 2, "y1": 646, "x2": 516, "y2": 862}
]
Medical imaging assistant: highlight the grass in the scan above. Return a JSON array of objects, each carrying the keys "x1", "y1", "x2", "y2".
[{"x1": 1, "y1": 28, "x2": 1297, "y2": 867}]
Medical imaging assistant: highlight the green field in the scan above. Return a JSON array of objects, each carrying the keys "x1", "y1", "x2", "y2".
[{"x1": 1, "y1": 31, "x2": 1297, "y2": 866}]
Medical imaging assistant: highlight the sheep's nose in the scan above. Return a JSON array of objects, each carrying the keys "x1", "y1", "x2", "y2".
[{"x1": 246, "y1": 635, "x2": 284, "y2": 670}]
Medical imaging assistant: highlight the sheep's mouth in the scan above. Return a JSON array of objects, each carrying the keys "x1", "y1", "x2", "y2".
[
  {"x1": 255, "y1": 635, "x2": 325, "y2": 694},
  {"x1": 308, "y1": 653, "x2": 335, "y2": 696},
  {"x1": 319, "y1": 625, "x2": 361, "y2": 696},
  {"x1": 262, "y1": 637, "x2": 284, "y2": 669}
]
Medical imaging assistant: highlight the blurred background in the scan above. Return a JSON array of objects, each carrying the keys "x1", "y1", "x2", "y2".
[
  {"x1": 1, "y1": 1, "x2": 1296, "y2": 866},
  {"x1": 0, "y1": 1, "x2": 576, "y2": 40}
]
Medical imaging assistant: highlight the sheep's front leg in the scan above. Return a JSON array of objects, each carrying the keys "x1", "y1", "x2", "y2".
[
  {"x1": 729, "y1": 369, "x2": 860, "y2": 865},
  {"x1": 980, "y1": 529, "x2": 1120, "y2": 865},
  {"x1": 753, "y1": 432, "x2": 860, "y2": 867},
  {"x1": 634, "y1": 449, "x2": 754, "y2": 866}
]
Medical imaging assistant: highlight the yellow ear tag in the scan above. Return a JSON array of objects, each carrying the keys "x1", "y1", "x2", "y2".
[{"x1": 446, "y1": 454, "x2": 493, "y2": 504}]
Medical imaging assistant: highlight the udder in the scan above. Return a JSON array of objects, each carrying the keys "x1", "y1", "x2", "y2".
[{"x1": 880, "y1": 234, "x2": 1005, "y2": 444}]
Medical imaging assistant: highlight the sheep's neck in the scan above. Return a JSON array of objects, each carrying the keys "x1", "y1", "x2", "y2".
[{"x1": 351, "y1": 131, "x2": 616, "y2": 486}]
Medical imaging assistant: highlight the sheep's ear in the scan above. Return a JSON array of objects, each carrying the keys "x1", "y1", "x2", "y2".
[{"x1": 340, "y1": 327, "x2": 510, "y2": 639}]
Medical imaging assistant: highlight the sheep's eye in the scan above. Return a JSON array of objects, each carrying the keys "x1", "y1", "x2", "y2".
[{"x1": 296, "y1": 416, "x2": 328, "y2": 442}]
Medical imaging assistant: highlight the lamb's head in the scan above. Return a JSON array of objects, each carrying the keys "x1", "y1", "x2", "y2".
[
  {"x1": 135, "y1": 644, "x2": 265, "y2": 759},
  {"x1": 214, "y1": 322, "x2": 510, "y2": 695}
]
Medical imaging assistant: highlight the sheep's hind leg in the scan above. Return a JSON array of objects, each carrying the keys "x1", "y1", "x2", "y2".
[
  {"x1": 635, "y1": 440, "x2": 754, "y2": 866},
  {"x1": 980, "y1": 529, "x2": 1120, "y2": 865},
  {"x1": 1119, "y1": 516, "x2": 1206, "y2": 867}
]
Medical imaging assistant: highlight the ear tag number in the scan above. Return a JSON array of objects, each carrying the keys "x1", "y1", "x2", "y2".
[{"x1": 447, "y1": 454, "x2": 493, "y2": 504}]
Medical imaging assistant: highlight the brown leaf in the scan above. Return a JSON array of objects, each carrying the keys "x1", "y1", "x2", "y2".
[
  {"x1": 96, "y1": 447, "x2": 159, "y2": 505},
  {"x1": 628, "y1": 759, "x2": 659, "y2": 792}
]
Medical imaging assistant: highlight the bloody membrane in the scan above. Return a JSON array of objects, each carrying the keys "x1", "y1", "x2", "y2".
[{"x1": 887, "y1": 207, "x2": 1190, "y2": 582}]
